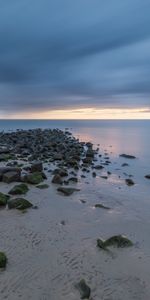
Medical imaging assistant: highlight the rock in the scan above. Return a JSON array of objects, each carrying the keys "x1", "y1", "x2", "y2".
[
  {"x1": 92, "y1": 172, "x2": 96, "y2": 177},
  {"x1": 57, "y1": 187, "x2": 80, "y2": 196},
  {"x1": 0, "y1": 167, "x2": 21, "y2": 175},
  {"x1": 24, "y1": 172, "x2": 44, "y2": 184},
  {"x1": 0, "y1": 192, "x2": 10, "y2": 206},
  {"x1": 100, "y1": 176, "x2": 108, "y2": 179},
  {"x1": 52, "y1": 168, "x2": 68, "y2": 177},
  {"x1": 0, "y1": 252, "x2": 7, "y2": 268},
  {"x1": 120, "y1": 154, "x2": 136, "y2": 159},
  {"x1": 36, "y1": 184, "x2": 49, "y2": 189},
  {"x1": 122, "y1": 163, "x2": 129, "y2": 167},
  {"x1": 9, "y1": 183, "x2": 29, "y2": 195},
  {"x1": 97, "y1": 235, "x2": 133, "y2": 249},
  {"x1": 145, "y1": 174, "x2": 150, "y2": 179},
  {"x1": 94, "y1": 165, "x2": 104, "y2": 170},
  {"x1": 31, "y1": 161, "x2": 43, "y2": 173},
  {"x1": 68, "y1": 177, "x2": 78, "y2": 183},
  {"x1": 80, "y1": 199, "x2": 86, "y2": 203},
  {"x1": 8, "y1": 198, "x2": 33, "y2": 210},
  {"x1": 52, "y1": 174, "x2": 63, "y2": 184},
  {"x1": 76, "y1": 279, "x2": 91, "y2": 299},
  {"x1": 95, "y1": 203, "x2": 110, "y2": 209},
  {"x1": 82, "y1": 157, "x2": 92, "y2": 164},
  {"x1": 2, "y1": 170, "x2": 21, "y2": 183},
  {"x1": 125, "y1": 178, "x2": 135, "y2": 186}
]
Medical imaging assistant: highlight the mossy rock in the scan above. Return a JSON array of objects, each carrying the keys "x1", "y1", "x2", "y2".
[
  {"x1": 0, "y1": 252, "x2": 7, "y2": 268},
  {"x1": 97, "y1": 235, "x2": 133, "y2": 250},
  {"x1": 0, "y1": 192, "x2": 10, "y2": 206},
  {"x1": 9, "y1": 183, "x2": 29, "y2": 195},
  {"x1": 8, "y1": 198, "x2": 33, "y2": 210},
  {"x1": 26, "y1": 172, "x2": 44, "y2": 184},
  {"x1": 76, "y1": 279, "x2": 91, "y2": 299},
  {"x1": 57, "y1": 187, "x2": 80, "y2": 196},
  {"x1": 36, "y1": 184, "x2": 49, "y2": 189}
]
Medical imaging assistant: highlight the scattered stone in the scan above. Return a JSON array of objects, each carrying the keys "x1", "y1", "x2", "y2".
[
  {"x1": 8, "y1": 198, "x2": 33, "y2": 210},
  {"x1": 52, "y1": 168, "x2": 68, "y2": 177},
  {"x1": 81, "y1": 175, "x2": 86, "y2": 179},
  {"x1": 76, "y1": 279, "x2": 91, "y2": 299},
  {"x1": 125, "y1": 178, "x2": 135, "y2": 186},
  {"x1": 80, "y1": 199, "x2": 86, "y2": 204},
  {"x1": 9, "y1": 183, "x2": 29, "y2": 195},
  {"x1": 68, "y1": 177, "x2": 78, "y2": 183},
  {"x1": 0, "y1": 252, "x2": 7, "y2": 268},
  {"x1": 94, "y1": 165, "x2": 104, "y2": 170},
  {"x1": 100, "y1": 176, "x2": 108, "y2": 179},
  {"x1": 95, "y1": 203, "x2": 110, "y2": 209},
  {"x1": 0, "y1": 192, "x2": 10, "y2": 206},
  {"x1": 122, "y1": 163, "x2": 129, "y2": 167},
  {"x1": 57, "y1": 187, "x2": 80, "y2": 196},
  {"x1": 52, "y1": 174, "x2": 63, "y2": 184},
  {"x1": 107, "y1": 171, "x2": 111, "y2": 175},
  {"x1": 36, "y1": 184, "x2": 49, "y2": 189},
  {"x1": 97, "y1": 235, "x2": 133, "y2": 249},
  {"x1": 120, "y1": 154, "x2": 136, "y2": 159},
  {"x1": 92, "y1": 172, "x2": 96, "y2": 177}
]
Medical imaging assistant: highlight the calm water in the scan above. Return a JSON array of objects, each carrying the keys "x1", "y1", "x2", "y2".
[{"x1": 0, "y1": 118, "x2": 150, "y2": 160}]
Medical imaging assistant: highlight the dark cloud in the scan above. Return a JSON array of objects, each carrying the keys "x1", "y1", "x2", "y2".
[{"x1": 0, "y1": 0, "x2": 150, "y2": 114}]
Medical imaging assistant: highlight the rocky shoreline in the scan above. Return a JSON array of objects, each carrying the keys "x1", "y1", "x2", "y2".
[{"x1": 0, "y1": 128, "x2": 149, "y2": 299}]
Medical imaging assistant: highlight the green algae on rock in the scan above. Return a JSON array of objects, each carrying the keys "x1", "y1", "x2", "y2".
[
  {"x1": 0, "y1": 192, "x2": 10, "y2": 206},
  {"x1": 57, "y1": 187, "x2": 80, "y2": 196},
  {"x1": 76, "y1": 279, "x2": 91, "y2": 299},
  {"x1": 36, "y1": 184, "x2": 49, "y2": 189},
  {"x1": 8, "y1": 198, "x2": 33, "y2": 210},
  {"x1": 97, "y1": 235, "x2": 133, "y2": 249},
  {"x1": 9, "y1": 183, "x2": 29, "y2": 195},
  {"x1": 24, "y1": 172, "x2": 44, "y2": 184},
  {"x1": 0, "y1": 252, "x2": 7, "y2": 268}
]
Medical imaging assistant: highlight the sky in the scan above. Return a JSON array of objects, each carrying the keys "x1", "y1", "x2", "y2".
[{"x1": 0, "y1": 0, "x2": 150, "y2": 119}]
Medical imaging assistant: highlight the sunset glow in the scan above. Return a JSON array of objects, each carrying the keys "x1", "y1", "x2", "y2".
[{"x1": 1, "y1": 107, "x2": 150, "y2": 120}]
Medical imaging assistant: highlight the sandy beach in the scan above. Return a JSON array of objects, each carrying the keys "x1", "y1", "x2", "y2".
[{"x1": 0, "y1": 125, "x2": 150, "y2": 300}]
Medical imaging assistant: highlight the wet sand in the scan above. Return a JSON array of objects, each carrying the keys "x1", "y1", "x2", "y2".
[{"x1": 0, "y1": 128, "x2": 150, "y2": 299}]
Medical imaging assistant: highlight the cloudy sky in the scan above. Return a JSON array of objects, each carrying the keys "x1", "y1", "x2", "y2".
[{"x1": 0, "y1": 0, "x2": 150, "y2": 118}]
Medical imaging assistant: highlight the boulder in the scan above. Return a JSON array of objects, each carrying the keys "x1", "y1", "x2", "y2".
[
  {"x1": 8, "y1": 198, "x2": 33, "y2": 210},
  {"x1": 23, "y1": 172, "x2": 44, "y2": 184},
  {"x1": 3, "y1": 171, "x2": 21, "y2": 183},
  {"x1": 31, "y1": 161, "x2": 43, "y2": 173},
  {"x1": 9, "y1": 183, "x2": 29, "y2": 195},
  {"x1": 145, "y1": 174, "x2": 150, "y2": 179},
  {"x1": 57, "y1": 187, "x2": 80, "y2": 196},
  {"x1": 97, "y1": 235, "x2": 133, "y2": 250},
  {"x1": 0, "y1": 192, "x2": 10, "y2": 206}
]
